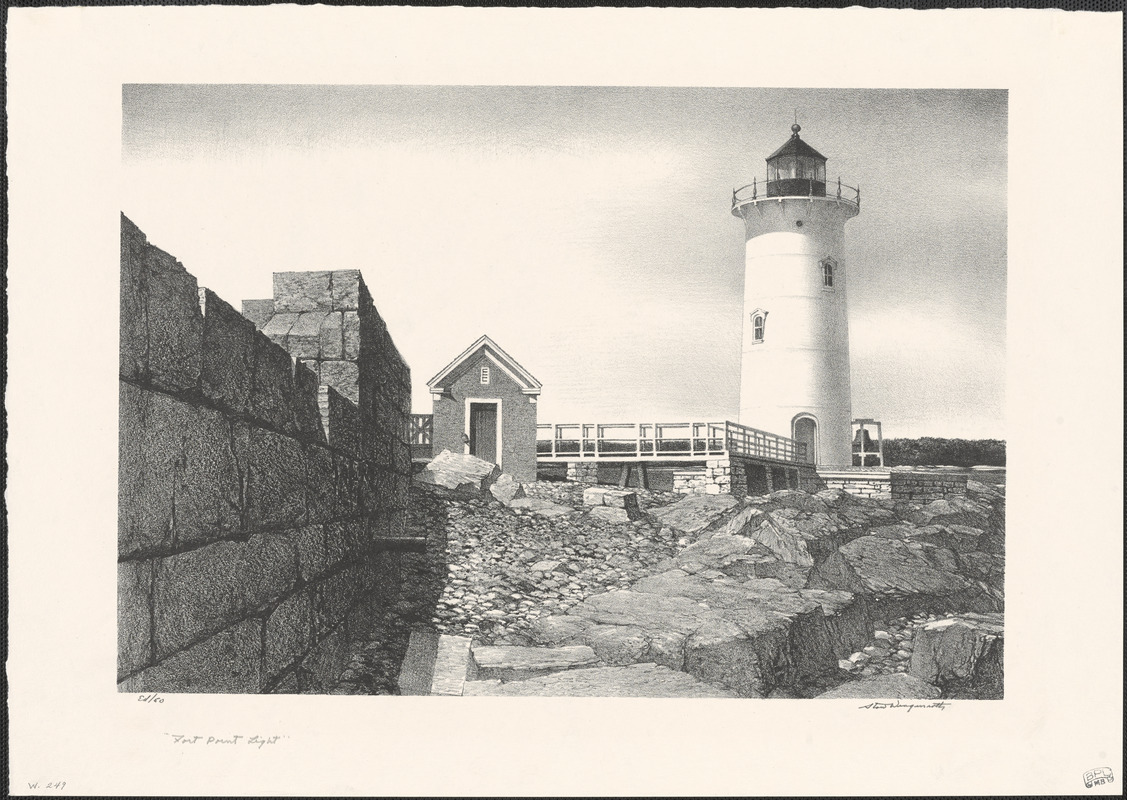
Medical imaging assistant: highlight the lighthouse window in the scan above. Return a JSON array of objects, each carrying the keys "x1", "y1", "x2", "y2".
[
  {"x1": 753, "y1": 315, "x2": 765, "y2": 343},
  {"x1": 820, "y1": 257, "x2": 837, "y2": 289}
]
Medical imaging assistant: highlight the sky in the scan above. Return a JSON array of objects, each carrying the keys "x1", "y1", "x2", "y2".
[{"x1": 121, "y1": 86, "x2": 1006, "y2": 439}]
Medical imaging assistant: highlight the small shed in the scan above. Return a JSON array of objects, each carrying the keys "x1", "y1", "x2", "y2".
[{"x1": 426, "y1": 335, "x2": 542, "y2": 483}]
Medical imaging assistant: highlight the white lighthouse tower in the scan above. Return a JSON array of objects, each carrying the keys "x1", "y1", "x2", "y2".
[{"x1": 731, "y1": 124, "x2": 861, "y2": 467}]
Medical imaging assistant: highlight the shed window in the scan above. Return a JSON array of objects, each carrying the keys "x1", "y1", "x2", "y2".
[
  {"x1": 752, "y1": 315, "x2": 765, "y2": 343},
  {"x1": 480, "y1": 366, "x2": 491, "y2": 384}
]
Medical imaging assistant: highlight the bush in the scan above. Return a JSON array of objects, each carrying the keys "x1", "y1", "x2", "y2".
[{"x1": 882, "y1": 437, "x2": 1006, "y2": 467}]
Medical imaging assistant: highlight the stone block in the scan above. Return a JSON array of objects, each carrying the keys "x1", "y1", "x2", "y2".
[
  {"x1": 118, "y1": 387, "x2": 242, "y2": 557},
  {"x1": 198, "y1": 288, "x2": 255, "y2": 414},
  {"x1": 313, "y1": 569, "x2": 357, "y2": 637},
  {"x1": 166, "y1": 398, "x2": 243, "y2": 548},
  {"x1": 289, "y1": 524, "x2": 330, "y2": 583},
  {"x1": 274, "y1": 271, "x2": 333, "y2": 313},
  {"x1": 118, "y1": 559, "x2": 154, "y2": 678},
  {"x1": 250, "y1": 330, "x2": 299, "y2": 433},
  {"x1": 330, "y1": 270, "x2": 364, "y2": 311},
  {"x1": 430, "y1": 635, "x2": 477, "y2": 696},
  {"x1": 269, "y1": 671, "x2": 300, "y2": 694},
  {"x1": 240, "y1": 427, "x2": 309, "y2": 530},
  {"x1": 265, "y1": 590, "x2": 314, "y2": 678},
  {"x1": 319, "y1": 360, "x2": 360, "y2": 406},
  {"x1": 292, "y1": 360, "x2": 325, "y2": 445},
  {"x1": 240, "y1": 299, "x2": 275, "y2": 330},
  {"x1": 261, "y1": 312, "x2": 299, "y2": 347},
  {"x1": 345, "y1": 593, "x2": 381, "y2": 639},
  {"x1": 472, "y1": 645, "x2": 598, "y2": 682},
  {"x1": 583, "y1": 487, "x2": 608, "y2": 506},
  {"x1": 132, "y1": 619, "x2": 263, "y2": 694},
  {"x1": 153, "y1": 533, "x2": 297, "y2": 658},
  {"x1": 319, "y1": 311, "x2": 344, "y2": 359},
  {"x1": 318, "y1": 387, "x2": 360, "y2": 457},
  {"x1": 333, "y1": 455, "x2": 362, "y2": 518},
  {"x1": 342, "y1": 311, "x2": 361, "y2": 360},
  {"x1": 324, "y1": 520, "x2": 368, "y2": 566},
  {"x1": 120, "y1": 215, "x2": 149, "y2": 381},
  {"x1": 397, "y1": 629, "x2": 440, "y2": 695},
  {"x1": 302, "y1": 624, "x2": 351, "y2": 691},
  {"x1": 145, "y1": 241, "x2": 203, "y2": 393},
  {"x1": 118, "y1": 383, "x2": 170, "y2": 558},
  {"x1": 285, "y1": 311, "x2": 329, "y2": 359},
  {"x1": 303, "y1": 444, "x2": 337, "y2": 525}
]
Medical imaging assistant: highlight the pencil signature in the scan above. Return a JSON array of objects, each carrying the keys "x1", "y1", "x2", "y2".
[{"x1": 857, "y1": 700, "x2": 951, "y2": 711}]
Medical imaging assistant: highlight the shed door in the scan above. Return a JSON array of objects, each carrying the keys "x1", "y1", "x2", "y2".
[{"x1": 469, "y1": 403, "x2": 498, "y2": 464}]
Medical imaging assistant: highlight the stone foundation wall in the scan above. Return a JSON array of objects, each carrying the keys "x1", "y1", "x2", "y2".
[
  {"x1": 889, "y1": 471, "x2": 968, "y2": 502},
  {"x1": 672, "y1": 457, "x2": 818, "y2": 497},
  {"x1": 566, "y1": 461, "x2": 599, "y2": 484},
  {"x1": 118, "y1": 215, "x2": 411, "y2": 694},
  {"x1": 818, "y1": 470, "x2": 893, "y2": 500},
  {"x1": 672, "y1": 458, "x2": 731, "y2": 495}
]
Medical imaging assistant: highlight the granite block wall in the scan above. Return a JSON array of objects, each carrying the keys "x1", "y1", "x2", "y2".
[
  {"x1": 118, "y1": 214, "x2": 412, "y2": 693},
  {"x1": 889, "y1": 471, "x2": 968, "y2": 502}
]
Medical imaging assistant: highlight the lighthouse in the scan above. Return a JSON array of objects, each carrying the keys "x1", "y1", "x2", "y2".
[{"x1": 731, "y1": 124, "x2": 861, "y2": 467}]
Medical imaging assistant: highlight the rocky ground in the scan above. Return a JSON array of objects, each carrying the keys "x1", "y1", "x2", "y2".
[{"x1": 332, "y1": 464, "x2": 1005, "y2": 699}]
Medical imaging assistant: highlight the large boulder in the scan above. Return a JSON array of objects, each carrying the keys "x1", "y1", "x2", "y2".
[
  {"x1": 462, "y1": 663, "x2": 737, "y2": 697},
  {"x1": 648, "y1": 493, "x2": 739, "y2": 535},
  {"x1": 909, "y1": 613, "x2": 1004, "y2": 698},
  {"x1": 565, "y1": 574, "x2": 869, "y2": 697},
  {"x1": 806, "y1": 535, "x2": 1001, "y2": 614},
  {"x1": 714, "y1": 505, "x2": 859, "y2": 569},
  {"x1": 415, "y1": 449, "x2": 500, "y2": 496}
]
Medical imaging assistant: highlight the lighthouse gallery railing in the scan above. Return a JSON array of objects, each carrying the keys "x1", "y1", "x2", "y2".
[{"x1": 732, "y1": 177, "x2": 860, "y2": 210}]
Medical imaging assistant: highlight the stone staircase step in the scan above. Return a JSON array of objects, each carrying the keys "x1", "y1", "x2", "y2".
[
  {"x1": 463, "y1": 663, "x2": 737, "y2": 697},
  {"x1": 397, "y1": 631, "x2": 476, "y2": 696},
  {"x1": 471, "y1": 644, "x2": 598, "y2": 681}
]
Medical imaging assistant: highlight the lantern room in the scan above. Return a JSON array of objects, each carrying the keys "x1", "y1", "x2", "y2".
[{"x1": 765, "y1": 123, "x2": 827, "y2": 197}]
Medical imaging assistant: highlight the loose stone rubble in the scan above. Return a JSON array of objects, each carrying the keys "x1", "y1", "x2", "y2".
[{"x1": 331, "y1": 473, "x2": 1005, "y2": 699}]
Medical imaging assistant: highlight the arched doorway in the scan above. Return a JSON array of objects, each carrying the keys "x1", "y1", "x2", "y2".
[{"x1": 792, "y1": 415, "x2": 818, "y2": 464}]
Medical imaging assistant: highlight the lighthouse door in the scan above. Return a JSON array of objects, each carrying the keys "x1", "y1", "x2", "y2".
[{"x1": 793, "y1": 417, "x2": 818, "y2": 464}]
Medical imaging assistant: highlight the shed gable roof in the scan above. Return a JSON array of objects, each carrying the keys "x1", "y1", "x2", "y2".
[{"x1": 427, "y1": 335, "x2": 542, "y2": 396}]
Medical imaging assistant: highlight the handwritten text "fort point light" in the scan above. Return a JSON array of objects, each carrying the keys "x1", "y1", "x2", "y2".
[{"x1": 166, "y1": 734, "x2": 285, "y2": 748}]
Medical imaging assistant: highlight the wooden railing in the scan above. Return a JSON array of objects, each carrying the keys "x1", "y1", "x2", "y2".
[
  {"x1": 410, "y1": 414, "x2": 433, "y2": 446},
  {"x1": 536, "y1": 420, "x2": 808, "y2": 464},
  {"x1": 725, "y1": 420, "x2": 808, "y2": 463}
]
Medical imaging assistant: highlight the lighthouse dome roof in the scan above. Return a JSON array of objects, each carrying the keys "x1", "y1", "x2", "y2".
[{"x1": 765, "y1": 126, "x2": 828, "y2": 162}]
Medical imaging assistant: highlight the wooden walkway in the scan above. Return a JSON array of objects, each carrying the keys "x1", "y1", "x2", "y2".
[
  {"x1": 535, "y1": 420, "x2": 808, "y2": 465},
  {"x1": 409, "y1": 416, "x2": 809, "y2": 467}
]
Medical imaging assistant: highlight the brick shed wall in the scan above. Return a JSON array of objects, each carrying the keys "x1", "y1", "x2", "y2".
[
  {"x1": 431, "y1": 353, "x2": 538, "y2": 483},
  {"x1": 117, "y1": 215, "x2": 412, "y2": 694}
]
